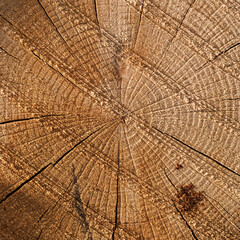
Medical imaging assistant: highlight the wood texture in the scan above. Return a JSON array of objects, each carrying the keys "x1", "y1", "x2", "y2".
[{"x1": 0, "y1": 0, "x2": 239, "y2": 239}]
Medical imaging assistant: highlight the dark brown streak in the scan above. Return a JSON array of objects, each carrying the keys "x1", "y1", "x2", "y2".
[
  {"x1": 72, "y1": 165, "x2": 92, "y2": 236},
  {"x1": 222, "y1": 98, "x2": 240, "y2": 101},
  {"x1": 112, "y1": 141, "x2": 120, "y2": 240},
  {"x1": 172, "y1": 201, "x2": 199, "y2": 240},
  {"x1": 0, "y1": 114, "x2": 66, "y2": 125},
  {"x1": 40, "y1": 181, "x2": 73, "y2": 222},
  {"x1": 153, "y1": 127, "x2": 240, "y2": 177},
  {"x1": 0, "y1": 163, "x2": 52, "y2": 204}
]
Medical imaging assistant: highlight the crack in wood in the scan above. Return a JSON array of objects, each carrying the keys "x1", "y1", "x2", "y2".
[
  {"x1": 164, "y1": 169, "x2": 178, "y2": 192},
  {"x1": 133, "y1": 0, "x2": 144, "y2": 51},
  {"x1": 153, "y1": 127, "x2": 240, "y2": 177},
  {"x1": 30, "y1": 50, "x2": 122, "y2": 116},
  {"x1": 177, "y1": 0, "x2": 196, "y2": 33},
  {"x1": 172, "y1": 201, "x2": 199, "y2": 240},
  {"x1": 2, "y1": 9, "x2": 238, "y2": 131},
  {"x1": 53, "y1": 125, "x2": 105, "y2": 167},
  {"x1": 0, "y1": 2, "x2": 239, "y2": 239},
  {"x1": 93, "y1": 0, "x2": 99, "y2": 26},
  {"x1": 0, "y1": 46, "x2": 19, "y2": 60},
  {"x1": 164, "y1": 170, "x2": 236, "y2": 237},
  {"x1": 30, "y1": 51, "x2": 82, "y2": 92},
  {"x1": 37, "y1": 0, "x2": 73, "y2": 54},
  {"x1": 196, "y1": 42, "x2": 240, "y2": 72},
  {"x1": 112, "y1": 141, "x2": 120, "y2": 240},
  {"x1": 36, "y1": 229, "x2": 42, "y2": 240},
  {"x1": 0, "y1": 114, "x2": 66, "y2": 125},
  {"x1": 0, "y1": 163, "x2": 52, "y2": 204},
  {"x1": 37, "y1": 208, "x2": 49, "y2": 223},
  {"x1": 156, "y1": 0, "x2": 196, "y2": 67},
  {"x1": 214, "y1": 42, "x2": 240, "y2": 60}
]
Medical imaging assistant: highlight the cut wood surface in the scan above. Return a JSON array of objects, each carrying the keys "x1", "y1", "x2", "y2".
[{"x1": 0, "y1": 0, "x2": 240, "y2": 239}]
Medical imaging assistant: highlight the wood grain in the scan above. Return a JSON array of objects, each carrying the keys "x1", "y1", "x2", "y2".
[{"x1": 0, "y1": 0, "x2": 239, "y2": 239}]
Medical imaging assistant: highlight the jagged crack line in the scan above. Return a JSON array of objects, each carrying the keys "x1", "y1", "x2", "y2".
[
  {"x1": 0, "y1": 114, "x2": 66, "y2": 125},
  {"x1": 53, "y1": 126, "x2": 104, "y2": 167},
  {"x1": 0, "y1": 163, "x2": 51, "y2": 204},
  {"x1": 40, "y1": 0, "x2": 113, "y2": 98},
  {"x1": 173, "y1": 201, "x2": 199, "y2": 240},
  {"x1": 153, "y1": 127, "x2": 240, "y2": 177},
  {"x1": 112, "y1": 142, "x2": 120, "y2": 240},
  {"x1": 1, "y1": 9, "x2": 113, "y2": 105},
  {"x1": 30, "y1": 50, "x2": 120, "y2": 116}
]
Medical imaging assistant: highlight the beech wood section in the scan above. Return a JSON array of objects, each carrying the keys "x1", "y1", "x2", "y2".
[{"x1": 0, "y1": 0, "x2": 239, "y2": 239}]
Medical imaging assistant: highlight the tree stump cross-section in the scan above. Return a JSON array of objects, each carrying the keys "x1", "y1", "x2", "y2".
[{"x1": 0, "y1": 0, "x2": 240, "y2": 239}]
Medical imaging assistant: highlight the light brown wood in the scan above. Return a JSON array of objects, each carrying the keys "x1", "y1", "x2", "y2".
[{"x1": 0, "y1": 0, "x2": 239, "y2": 239}]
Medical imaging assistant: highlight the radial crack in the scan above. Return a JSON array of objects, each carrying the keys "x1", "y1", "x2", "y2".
[
  {"x1": 0, "y1": 163, "x2": 52, "y2": 204},
  {"x1": 36, "y1": 229, "x2": 42, "y2": 240},
  {"x1": 133, "y1": 0, "x2": 144, "y2": 50},
  {"x1": 156, "y1": 0, "x2": 196, "y2": 66},
  {"x1": 93, "y1": 0, "x2": 99, "y2": 26},
  {"x1": 37, "y1": 208, "x2": 49, "y2": 223},
  {"x1": 153, "y1": 127, "x2": 240, "y2": 177},
  {"x1": 0, "y1": 46, "x2": 19, "y2": 60},
  {"x1": 196, "y1": 42, "x2": 240, "y2": 72},
  {"x1": 112, "y1": 141, "x2": 120, "y2": 240},
  {"x1": 0, "y1": 114, "x2": 66, "y2": 125},
  {"x1": 30, "y1": 51, "x2": 81, "y2": 91},
  {"x1": 164, "y1": 169, "x2": 178, "y2": 192},
  {"x1": 177, "y1": 0, "x2": 196, "y2": 33},
  {"x1": 172, "y1": 201, "x2": 199, "y2": 240},
  {"x1": 0, "y1": 14, "x2": 79, "y2": 91},
  {"x1": 53, "y1": 126, "x2": 104, "y2": 166},
  {"x1": 37, "y1": 0, "x2": 72, "y2": 52},
  {"x1": 214, "y1": 42, "x2": 240, "y2": 60}
]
